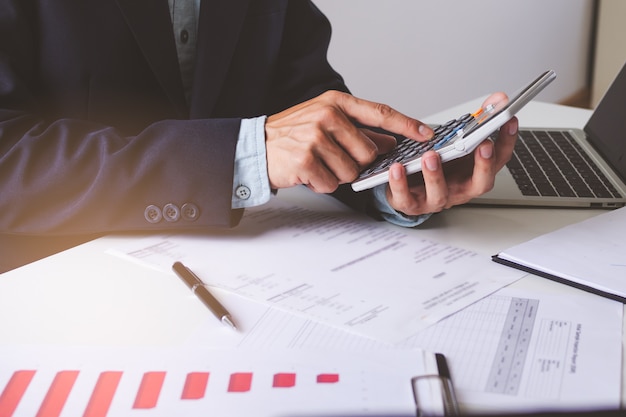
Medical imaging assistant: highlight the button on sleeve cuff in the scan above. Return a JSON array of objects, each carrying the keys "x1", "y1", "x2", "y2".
[
  {"x1": 143, "y1": 202, "x2": 200, "y2": 225},
  {"x1": 232, "y1": 116, "x2": 271, "y2": 209}
]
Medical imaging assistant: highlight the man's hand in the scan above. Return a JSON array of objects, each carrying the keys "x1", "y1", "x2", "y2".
[
  {"x1": 265, "y1": 90, "x2": 518, "y2": 219},
  {"x1": 265, "y1": 90, "x2": 434, "y2": 193},
  {"x1": 385, "y1": 92, "x2": 519, "y2": 216}
]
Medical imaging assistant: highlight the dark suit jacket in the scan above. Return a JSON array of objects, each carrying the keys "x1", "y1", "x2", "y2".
[{"x1": 0, "y1": 0, "x2": 373, "y2": 270}]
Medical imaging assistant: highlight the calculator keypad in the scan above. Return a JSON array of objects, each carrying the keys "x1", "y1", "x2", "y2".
[{"x1": 357, "y1": 112, "x2": 476, "y2": 180}]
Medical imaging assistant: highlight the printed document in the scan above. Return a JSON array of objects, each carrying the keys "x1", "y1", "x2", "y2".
[
  {"x1": 111, "y1": 197, "x2": 525, "y2": 343},
  {"x1": 183, "y1": 280, "x2": 623, "y2": 413}
]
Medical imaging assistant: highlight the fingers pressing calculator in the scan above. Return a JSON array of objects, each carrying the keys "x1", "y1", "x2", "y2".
[{"x1": 351, "y1": 70, "x2": 556, "y2": 192}]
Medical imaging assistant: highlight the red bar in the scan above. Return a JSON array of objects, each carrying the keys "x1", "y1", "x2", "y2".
[
  {"x1": 82, "y1": 371, "x2": 123, "y2": 417},
  {"x1": 0, "y1": 370, "x2": 36, "y2": 417},
  {"x1": 181, "y1": 372, "x2": 209, "y2": 400},
  {"x1": 36, "y1": 370, "x2": 80, "y2": 417},
  {"x1": 227, "y1": 373, "x2": 252, "y2": 392},
  {"x1": 316, "y1": 374, "x2": 339, "y2": 384},
  {"x1": 132, "y1": 372, "x2": 166, "y2": 409},
  {"x1": 272, "y1": 373, "x2": 296, "y2": 388}
]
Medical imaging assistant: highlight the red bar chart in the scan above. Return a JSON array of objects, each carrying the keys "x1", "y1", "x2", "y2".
[
  {"x1": 0, "y1": 346, "x2": 420, "y2": 416},
  {"x1": 0, "y1": 368, "x2": 343, "y2": 416}
]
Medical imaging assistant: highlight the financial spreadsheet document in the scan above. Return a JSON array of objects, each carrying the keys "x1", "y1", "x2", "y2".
[
  {"x1": 111, "y1": 197, "x2": 525, "y2": 343},
  {"x1": 184, "y1": 283, "x2": 622, "y2": 413}
]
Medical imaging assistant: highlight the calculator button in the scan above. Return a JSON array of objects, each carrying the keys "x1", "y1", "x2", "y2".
[
  {"x1": 459, "y1": 113, "x2": 473, "y2": 123},
  {"x1": 402, "y1": 148, "x2": 418, "y2": 159},
  {"x1": 438, "y1": 127, "x2": 452, "y2": 138},
  {"x1": 448, "y1": 119, "x2": 464, "y2": 129},
  {"x1": 434, "y1": 132, "x2": 457, "y2": 150}
]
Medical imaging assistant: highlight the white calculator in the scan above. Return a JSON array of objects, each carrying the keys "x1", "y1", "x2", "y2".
[{"x1": 351, "y1": 70, "x2": 556, "y2": 192}]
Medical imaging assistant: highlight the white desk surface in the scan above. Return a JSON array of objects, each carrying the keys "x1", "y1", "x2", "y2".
[{"x1": 1, "y1": 100, "x2": 622, "y2": 401}]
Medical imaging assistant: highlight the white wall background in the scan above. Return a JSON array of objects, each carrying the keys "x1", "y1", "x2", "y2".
[
  {"x1": 314, "y1": 0, "x2": 595, "y2": 118},
  {"x1": 591, "y1": 0, "x2": 626, "y2": 107}
]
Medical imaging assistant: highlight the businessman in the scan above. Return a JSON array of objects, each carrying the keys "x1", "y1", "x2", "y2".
[{"x1": 0, "y1": 0, "x2": 517, "y2": 270}]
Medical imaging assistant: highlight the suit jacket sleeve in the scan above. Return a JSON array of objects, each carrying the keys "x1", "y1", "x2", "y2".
[{"x1": 0, "y1": 0, "x2": 350, "y2": 235}]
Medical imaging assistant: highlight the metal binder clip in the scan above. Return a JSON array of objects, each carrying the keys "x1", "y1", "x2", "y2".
[{"x1": 411, "y1": 353, "x2": 460, "y2": 417}]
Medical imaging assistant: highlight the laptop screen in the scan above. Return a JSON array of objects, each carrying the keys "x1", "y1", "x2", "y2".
[{"x1": 585, "y1": 62, "x2": 626, "y2": 183}]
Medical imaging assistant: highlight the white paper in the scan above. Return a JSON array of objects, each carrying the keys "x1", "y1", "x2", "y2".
[
  {"x1": 0, "y1": 346, "x2": 438, "y2": 417},
  {"x1": 181, "y1": 284, "x2": 623, "y2": 413},
  {"x1": 110, "y1": 197, "x2": 524, "y2": 343},
  {"x1": 399, "y1": 286, "x2": 622, "y2": 412},
  {"x1": 496, "y1": 206, "x2": 626, "y2": 298}
]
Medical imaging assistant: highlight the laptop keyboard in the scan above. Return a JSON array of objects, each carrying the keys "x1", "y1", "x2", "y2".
[{"x1": 506, "y1": 130, "x2": 623, "y2": 198}]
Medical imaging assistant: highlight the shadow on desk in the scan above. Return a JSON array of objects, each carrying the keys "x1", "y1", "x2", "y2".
[
  {"x1": 0, "y1": 234, "x2": 101, "y2": 273},
  {"x1": 326, "y1": 411, "x2": 625, "y2": 417},
  {"x1": 485, "y1": 411, "x2": 626, "y2": 417}
]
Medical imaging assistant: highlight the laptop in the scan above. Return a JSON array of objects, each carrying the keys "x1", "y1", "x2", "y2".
[{"x1": 470, "y1": 62, "x2": 626, "y2": 209}]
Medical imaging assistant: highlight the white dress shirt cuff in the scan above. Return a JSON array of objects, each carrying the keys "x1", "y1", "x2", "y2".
[{"x1": 232, "y1": 116, "x2": 271, "y2": 209}]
